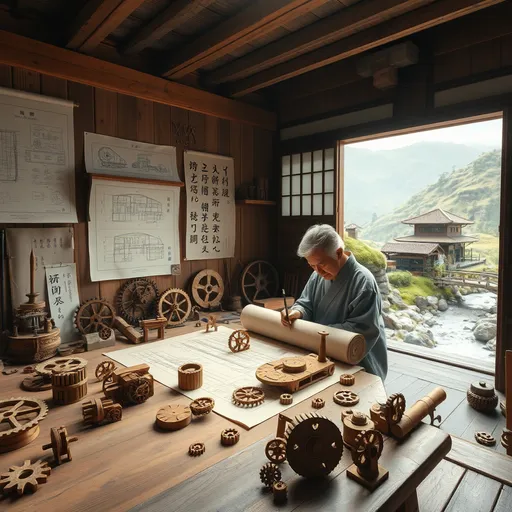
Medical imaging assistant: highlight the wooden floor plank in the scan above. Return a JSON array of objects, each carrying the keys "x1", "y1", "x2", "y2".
[
  {"x1": 444, "y1": 470, "x2": 502, "y2": 512},
  {"x1": 416, "y1": 460, "x2": 466, "y2": 512},
  {"x1": 385, "y1": 374, "x2": 418, "y2": 396},
  {"x1": 384, "y1": 369, "x2": 403, "y2": 386},
  {"x1": 416, "y1": 382, "x2": 467, "y2": 428},
  {"x1": 493, "y1": 485, "x2": 512, "y2": 512},
  {"x1": 460, "y1": 408, "x2": 504, "y2": 445},
  {"x1": 440, "y1": 399, "x2": 481, "y2": 438},
  {"x1": 445, "y1": 437, "x2": 512, "y2": 487}
]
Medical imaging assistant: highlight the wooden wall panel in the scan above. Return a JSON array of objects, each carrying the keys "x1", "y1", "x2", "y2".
[{"x1": 0, "y1": 64, "x2": 276, "y2": 317}]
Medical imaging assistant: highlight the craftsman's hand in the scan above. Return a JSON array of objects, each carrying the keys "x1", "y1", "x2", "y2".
[{"x1": 281, "y1": 309, "x2": 302, "y2": 327}]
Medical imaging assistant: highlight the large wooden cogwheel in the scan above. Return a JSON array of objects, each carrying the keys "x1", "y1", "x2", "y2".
[
  {"x1": 385, "y1": 393, "x2": 406, "y2": 425},
  {"x1": 0, "y1": 397, "x2": 48, "y2": 453},
  {"x1": 157, "y1": 288, "x2": 192, "y2": 326},
  {"x1": 240, "y1": 260, "x2": 279, "y2": 303},
  {"x1": 284, "y1": 413, "x2": 343, "y2": 478},
  {"x1": 0, "y1": 459, "x2": 51, "y2": 495},
  {"x1": 35, "y1": 357, "x2": 87, "y2": 377},
  {"x1": 192, "y1": 269, "x2": 225, "y2": 308},
  {"x1": 116, "y1": 278, "x2": 158, "y2": 325},
  {"x1": 74, "y1": 298, "x2": 115, "y2": 334}
]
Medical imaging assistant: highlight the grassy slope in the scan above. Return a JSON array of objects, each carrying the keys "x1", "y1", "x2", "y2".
[{"x1": 345, "y1": 236, "x2": 386, "y2": 269}]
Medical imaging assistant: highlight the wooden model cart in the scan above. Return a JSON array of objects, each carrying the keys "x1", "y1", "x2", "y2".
[{"x1": 103, "y1": 363, "x2": 154, "y2": 406}]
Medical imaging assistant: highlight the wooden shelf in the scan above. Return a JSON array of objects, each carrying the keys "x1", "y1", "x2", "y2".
[{"x1": 235, "y1": 199, "x2": 276, "y2": 206}]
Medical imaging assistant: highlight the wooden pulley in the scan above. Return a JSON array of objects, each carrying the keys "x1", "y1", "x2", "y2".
[{"x1": 191, "y1": 269, "x2": 224, "y2": 308}]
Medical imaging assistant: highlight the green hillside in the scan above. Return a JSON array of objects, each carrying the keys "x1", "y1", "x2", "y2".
[{"x1": 362, "y1": 150, "x2": 501, "y2": 257}]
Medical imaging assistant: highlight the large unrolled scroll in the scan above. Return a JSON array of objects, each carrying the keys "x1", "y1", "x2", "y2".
[{"x1": 240, "y1": 304, "x2": 366, "y2": 365}]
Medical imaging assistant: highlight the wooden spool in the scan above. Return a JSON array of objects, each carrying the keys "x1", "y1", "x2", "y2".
[
  {"x1": 51, "y1": 366, "x2": 88, "y2": 405},
  {"x1": 178, "y1": 363, "x2": 203, "y2": 390},
  {"x1": 342, "y1": 410, "x2": 375, "y2": 449},
  {"x1": 467, "y1": 381, "x2": 499, "y2": 413}
]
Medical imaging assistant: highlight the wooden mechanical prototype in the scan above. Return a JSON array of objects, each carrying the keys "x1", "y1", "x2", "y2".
[
  {"x1": 82, "y1": 397, "x2": 123, "y2": 426},
  {"x1": 140, "y1": 317, "x2": 167, "y2": 342},
  {"x1": 255, "y1": 330, "x2": 334, "y2": 393},
  {"x1": 178, "y1": 363, "x2": 203, "y2": 390},
  {"x1": 192, "y1": 269, "x2": 225, "y2": 309},
  {"x1": 347, "y1": 429, "x2": 388, "y2": 491},
  {"x1": 42, "y1": 426, "x2": 78, "y2": 465},
  {"x1": 0, "y1": 459, "x2": 51, "y2": 496},
  {"x1": 205, "y1": 315, "x2": 218, "y2": 332},
  {"x1": 370, "y1": 388, "x2": 446, "y2": 438},
  {"x1": 342, "y1": 410, "x2": 375, "y2": 449},
  {"x1": 6, "y1": 250, "x2": 61, "y2": 363},
  {"x1": 265, "y1": 412, "x2": 343, "y2": 478},
  {"x1": 228, "y1": 329, "x2": 250, "y2": 352},
  {"x1": 103, "y1": 364, "x2": 154, "y2": 406},
  {"x1": 0, "y1": 397, "x2": 48, "y2": 453},
  {"x1": 158, "y1": 288, "x2": 192, "y2": 326}
]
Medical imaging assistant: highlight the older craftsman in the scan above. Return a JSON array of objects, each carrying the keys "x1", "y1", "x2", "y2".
[{"x1": 281, "y1": 224, "x2": 387, "y2": 380}]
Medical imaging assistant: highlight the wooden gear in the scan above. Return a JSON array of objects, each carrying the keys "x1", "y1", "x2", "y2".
[
  {"x1": 259, "y1": 462, "x2": 281, "y2": 488},
  {"x1": 273, "y1": 481, "x2": 288, "y2": 504},
  {"x1": 74, "y1": 298, "x2": 115, "y2": 334},
  {"x1": 0, "y1": 397, "x2": 48, "y2": 453},
  {"x1": 188, "y1": 442, "x2": 206, "y2": 456},
  {"x1": 113, "y1": 316, "x2": 143, "y2": 344},
  {"x1": 333, "y1": 390, "x2": 359, "y2": 406},
  {"x1": 280, "y1": 393, "x2": 293, "y2": 405},
  {"x1": 51, "y1": 359, "x2": 88, "y2": 405},
  {"x1": 370, "y1": 393, "x2": 406, "y2": 434},
  {"x1": 265, "y1": 437, "x2": 287, "y2": 464},
  {"x1": 95, "y1": 360, "x2": 117, "y2": 381},
  {"x1": 156, "y1": 404, "x2": 191, "y2": 431},
  {"x1": 467, "y1": 381, "x2": 499, "y2": 413},
  {"x1": 103, "y1": 364, "x2": 154, "y2": 406},
  {"x1": 0, "y1": 459, "x2": 51, "y2": 496},
  {"x1": 42, "y1": 426, "x2": 78, "y2": 465},
  {"x1": 140, "y1": 317, "x2": 167, "y2": 342},
  {"x1": 475, "y1": 431, "x2": 496, "y2": 446},
  {"x1": 340, "y1": 374, "x2": 355, "y2": 386},
  {"x1": 192, "y1": 269, "x2": 225, "y2": 308},
  {"x1": 228, "y1": 329, "x2": 250, "y2": 352},
  {"x1": 347, "y1": 429, "x2": 389, "y2": 491},
  {"x1": 158, "y1": 288, "x2": 192, "y2": 326},
  {"x1": 241, "y1": 260, "x2": 279, "y2": 303},
  {"x1": 82, "y1": 397, "x2": 123, "y2": 426},
  {"x1": 190, "y1": 397, "x2": 215, "y2": 416},
  {"x1": 342, "y1": 410, "x2": 376, "y2": 449},
  {"x1": 220, "y1": 428, "x2": 240, "y2": 446},
  {"x1": 35, "y1": 357, "x2": 87, "y2": 377},
  {"x1": 312, "y1": 398, "x2": 325, "y2": 409},
  {"x1": 232, "y1": 386, "x2": 265, "y2": 407},
  {"x1": 178, "y1": 363, "x2": 203, "y2": 390},
  {"x1": 116, "y1": 278, "x2": 158, "y2": 325}
]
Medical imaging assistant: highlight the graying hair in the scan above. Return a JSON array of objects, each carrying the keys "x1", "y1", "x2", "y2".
[{"x1": 297, "y1": 224, "x2": 344, "y2": 258}]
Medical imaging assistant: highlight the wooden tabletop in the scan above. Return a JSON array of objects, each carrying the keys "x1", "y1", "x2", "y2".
[{"x1": 0, "y1": 322, "x2": 451, "y2": 511}]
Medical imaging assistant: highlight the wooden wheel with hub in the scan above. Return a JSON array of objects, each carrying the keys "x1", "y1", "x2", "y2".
[
  {"x1": 95, "y1": 361, "x2": 117, "y2": 381},
  {"x1": 285, "y1": 413, "x2": 343, "y2": 478},
  {"x1": 41, "y1": 426, "x2": 78, "y2": 465},
  {"x1": 0, "y1": 397, "x2": 48, "y2": 453},
  {"x1": 190, "y1": 397, "x2": 215, "y2": 416},
  {"x1": 158, "y1": 288, "x2": 192, "y2": 326},
  {"x1": 127, "y1": 378, "x2": 152, "y2": 404},
  {"x1": 74, "y1": 298, "x2": 115, "y2": 334},
  {"x1": 386, "y1": 393, "x2": 406, "y2": 424},
  {"x1": 192, "y1": 270, "x2": 224, "y2": 308},
  {"x1": 333, "y1": 390, "x2": 359, "y2": 406},
  {"x1": 116, "y1": 278, "x2": 158, "y2": 325},
  {"x1": 265, "y1": 437, "x2": 287, "y2": 463},
  {"x1": 352, "y1": 429, "x2": 384, "y2": 469},
  {"x1": 232, "y1": 386, "x2": 265, "y2": 407},
  {"x1": 241, "y1": 260, "x2": 279, "y2": 304},
  {"x1": 228, "y1": 330, "x2": 250, "y2": 352}
]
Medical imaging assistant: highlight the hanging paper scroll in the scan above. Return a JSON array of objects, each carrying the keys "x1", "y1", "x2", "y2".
[{"x1": 184, "y1": 151, "x2": 235, "y2": 260}]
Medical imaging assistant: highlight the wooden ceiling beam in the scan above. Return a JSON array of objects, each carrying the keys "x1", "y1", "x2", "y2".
[
  {"x1": 0, "y1": 30, "x2": 275, "y2": 130},
  {"x1": 207, "y1": 0, "x2": 433, "y2": 85},
  {"x1": 228, "y1": 0, "x2": 506, "y2": 97},
  {"x1": 161, "y1": 0, "x2": 331, "y2": 80},
  {"x1": 122, "y1": 0, "x2": 216, "y2": 55},
  {"x1": 67, "y1": 0, "x2": 146, "y2": 53}
]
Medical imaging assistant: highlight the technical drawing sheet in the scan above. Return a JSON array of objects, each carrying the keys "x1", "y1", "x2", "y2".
[
  {"x1": 88, "y1": 177, "x2": 180, "y2": 281},
  {"x1": 106, "y1": 326, "x2": 361, "y2": 429},
  {"x1": 84, "y1": 132, "x2": 180, "y2": 182},
  {"x1": 0, "y1": 87, "x2": 76, "y2": 222},
  {"x1": 184, "y1": 150, "x2": 235, "y2": 260}
]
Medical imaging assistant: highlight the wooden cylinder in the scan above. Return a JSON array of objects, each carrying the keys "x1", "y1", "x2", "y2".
[
  {"x1": 391, "y1": 387, "x2": 446, "y2": 438},
  {"x1": 52, "y1": 367, "x2": 88, "y2": 405},
  {"x1": 178, "y1": 363, "x2": 203, "y2": 390},
  {"x1": 318, "y1": 331, "x2": 328, "y2": 363},
  {"x1": 342, "y1": 410, "x2": 375, "y2": 449}
]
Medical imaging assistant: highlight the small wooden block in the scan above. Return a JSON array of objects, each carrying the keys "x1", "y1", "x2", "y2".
[{"x1": 347, "y1": 464, "x2": 389, "y2": 491}]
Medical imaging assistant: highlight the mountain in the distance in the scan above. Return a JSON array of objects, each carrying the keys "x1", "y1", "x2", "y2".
[
  {"x1": 344, "y1": 141, "x2": 496, "y2": 225},
  {"x1": 361, "y1": 149, "x2": 501, "y2": 243}
]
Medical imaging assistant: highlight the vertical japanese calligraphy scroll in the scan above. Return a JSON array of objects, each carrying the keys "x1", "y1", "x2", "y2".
[{"x1": 184, "y1": 151, "x2": 235, "y2": 260}]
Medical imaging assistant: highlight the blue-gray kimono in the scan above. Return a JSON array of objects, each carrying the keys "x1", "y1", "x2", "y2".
[{"x1": 292, "y1": 254, "x2": 387, "y2": 380}]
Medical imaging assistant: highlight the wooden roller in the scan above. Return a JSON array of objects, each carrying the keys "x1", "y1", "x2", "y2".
[
  {"x1": 178, "y1": 363, "x2": 203, "y2": 390},
  {"x1": 51, "y1": 367, "x2": 88, "y2": 405},
  {"x1": 391, "y1": 387, "x2": 446, "y2": 439}
]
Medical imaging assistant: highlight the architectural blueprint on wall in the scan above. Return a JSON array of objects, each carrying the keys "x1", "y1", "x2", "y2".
[
  {"x1": 0, "y1": 87, "x2": 76, "y2": 222},
  {"x1": 88, "y1": 177, "x2": 180, "y2": 281},
  {"x1": 84, "y1": 132, "x2": 180, "y2": 182},
  {"x1": 106, "y1": 326, "x2": 360, "y2": 429}
]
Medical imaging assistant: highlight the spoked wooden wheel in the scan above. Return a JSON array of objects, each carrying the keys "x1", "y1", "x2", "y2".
[
  {"x1": 386, "y1": 393, "x2": 406, "y2": 424},
  {"x1": 265, "y1": 437, "x2": 287, "y2": 463},
  {"x1": 192, "y1": 270, "x2": 224, "y2": 308},
  {"x1": 353, "y1": 429, "x2": 384, "y2": 466},
  {"x1": 240, "y1": 260, "x2": 279, "y2": 304},
  {"x1": 228, "y1": 330, "x2": 250, "y2": 352},
  {"x1": 74, "y1": 298, "x2": 115, "y2": 334},
  {"x1": 157, "y1": 288, "x2": 192, "y2": 326}
]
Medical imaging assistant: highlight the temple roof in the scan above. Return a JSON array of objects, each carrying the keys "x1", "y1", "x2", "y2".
[
  {"x1": 381, "y1": 242, "x2": 442, "y2": 256},
  {"x1": 394, "y1": 234, "x2": 478, "y2": 244},
  {"x1": 401, "y1": 208, "x2": 474, "y2": 225}
]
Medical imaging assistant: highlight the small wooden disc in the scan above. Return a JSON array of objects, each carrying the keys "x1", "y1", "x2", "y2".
[
  {"x1": 282, "y1": 357, "x2": 307, "y2": 373},
  {"x1": 21, "y1": 375, "x2": 52, "y2": 392},
  {"x1": 156, "y1": 404, "x2": 192, "y2": 431}
]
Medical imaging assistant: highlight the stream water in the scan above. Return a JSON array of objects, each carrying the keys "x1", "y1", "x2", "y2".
[{"x1": 429, "y1": 292, "x2": 497, "y2": 360}]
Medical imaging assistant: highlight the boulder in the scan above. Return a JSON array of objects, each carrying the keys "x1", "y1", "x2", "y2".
[
  {"x1": 404, "y1": 331, "x2": 436, "y2": 348},
  {"x1": 437, "y1": 298, "x2": 448, "y2": 312},
  {"x1": 425, "y1": 317, "x2": 437, "y2": 327},
  {"x1": 485, "y1": 313, "x2": 497, "y2": 323},
  {"x1": 403, "y1": 309, "x2": 423, "y2": 323},
  {"x1": 489, "y1": 304, "x2": 497, "y2": 314},
  {"x1": 427, "y1": 296, "x2": 439, "y2": 307},
  {"x1": 484, "y1": 337, "x2": 496, "y2": 352},
  {"x1": 382, "y1": 312, "x2": 399, "y2": 330},
  {"x1": 415, "y1": 296, "x2": 429, "y2": 310},
  {"x1": 454, "y1": 291, "x2": 464, "y2": 303},
  {"x1": 382, "y1": 300, "x2": 391, "y2": 312},
  {"x1": 378, "y1": 282, "x2": 390, "y2": 296},
  {"x1": 397, "y1": 316, "x2": 415, "y2": 332},
  {"x1": 415, "y1": 325, "x2": 434, "y2": 341},
  {"x1": 408, "y1": 305, "x2": 420, "y2": 313},
  {"x1": 395, "y1": 329, "x2": 408, "y2": 340},
  {"x1": 385, "y1": 328, "x2": 395, "y2": 339},
  {"x1": 473, "y1": 321, "x2": 497, "y2": 342},
  {"x1": 388, "y1": 288, "x2": 405, "y2": 306}
]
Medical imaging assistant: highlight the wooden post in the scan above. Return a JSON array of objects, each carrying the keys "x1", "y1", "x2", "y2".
[{"x1": 318, "y1": 331, "x2": 328, "y2": 363}]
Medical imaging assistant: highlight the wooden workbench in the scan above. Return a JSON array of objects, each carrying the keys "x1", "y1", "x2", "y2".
[{"x1": 0, "y1": 322, "x2": 451, "y2": 511}]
